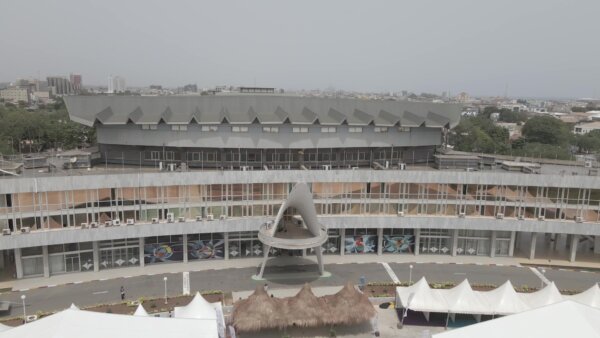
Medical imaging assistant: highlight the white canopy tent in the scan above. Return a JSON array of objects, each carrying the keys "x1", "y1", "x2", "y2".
[
  {"x1": 0, "y1": 308, "x2": 218, "y2": 338},
  {"x1": 433, "y1": 301, "x2": 600, "y2": 338},
  {"x1": 518, "y1": 282, "x2": 563, "y2": 309},
  {"x1": 444, "y1": 279, "x2": 490, "y2": 315},
  {"x1": 173, "y1": 291, "x2": 225, "y2": 338},
  {"x1": 395, "y1": 277, "x2": 449, "y2": 313},
  {"x1": 0, "y1": 324, "x2": 11, "y2": 333},
  {"x1": 173, "y1": 291, "x2": 217, "y2": 320},
  {"x1": 481, "y1": 281, "x2": 529, "y2": 315},
  {"x1": 567, "y1": 283, "x2": 600, "y2": 308},
  {"x1": 133, "y1": 304, "x2": 150, "y2": 317},
  {"x1": 395, "y1": 277, "x2": 578, "y2": 318}
]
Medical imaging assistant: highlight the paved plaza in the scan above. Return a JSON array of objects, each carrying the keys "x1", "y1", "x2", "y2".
[{"x1": 0, "y1": 254, "x2": 598, "y2": 320}]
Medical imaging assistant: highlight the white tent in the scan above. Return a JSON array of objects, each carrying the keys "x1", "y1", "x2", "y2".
[
  {"x1": 0, "y1": 308, "x2": 218, "y2": 338},
  {"x1": 443, "y1": 279, "x2": 490, "y2": 315},
  {"x1": 433, "y1": 301, "x2": 600, "y2": 338},
  {"x1": 395, "y1": 277, "x2": 449, "y2": 313},
  {"x1": 568, "y1": 284, "x2": 600, "y2": 308},
  {"x1": 173, "y1": 291, "x2": 217, "y2": 320},
  {"x1": 396, "y1": 278, "x2": 573, "y2": 318},
  {"x1": 519, "y1": 282, "x2": 562, "y2": 309},
  {"x1": 133, "y1": 304, "x2": 149, "y2": 317},
  {"x1": 481, "y1": 280, "x2": 529, "y2": 315},
  {"x1": 0, "y1": 324, "x2": 11, "y2": 333},
  {"x1": 68, "y1": 303, "x2": 79, "y2": 310}
]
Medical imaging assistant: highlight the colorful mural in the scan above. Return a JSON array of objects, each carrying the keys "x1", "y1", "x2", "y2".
[
  {"x1": 188, "y1": 239, "x2": 224, "y2": 260},
  {"x1": 383, "y1": 235, "x2": 414, "y2": 253},
  {"x1": 344, "y1": 235, "x2": 377, "y2": 254},
  {"x1": 144, "y1": 239, "x2": 224, "y2": 263}
]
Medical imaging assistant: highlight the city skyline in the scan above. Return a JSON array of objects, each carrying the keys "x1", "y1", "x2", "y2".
[{"x1": 1, "y1": 0, "x2": 599, "y2": 98}]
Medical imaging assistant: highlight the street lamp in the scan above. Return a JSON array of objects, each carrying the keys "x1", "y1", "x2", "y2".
[
  {"x1": 21, "y1": 295, "x2": 26, "y2": 324},
  {"x1": 409, "y1": 265, "x2": 413, "y2": 285},
  {"x1": 163, "y1": 276, "x2": 168, "y2": 304}
]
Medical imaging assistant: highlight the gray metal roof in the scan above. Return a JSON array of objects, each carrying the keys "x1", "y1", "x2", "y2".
[{"x1": 64, "y1": 95, "x2": 462, "y2": 128}]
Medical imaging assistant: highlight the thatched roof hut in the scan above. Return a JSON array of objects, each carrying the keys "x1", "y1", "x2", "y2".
[
  {"x1": 233, "y1": 283, "x2": 376, "y2": 333},
  {"x1": 321, "y1": 282, "x2": 377, "y2": 326},
  {"x1": 281, "y1": 284, "x2": 324, "y2": 328},
  {"x1": 232, "y1": 285, "x2": 284, "y2": 332}
]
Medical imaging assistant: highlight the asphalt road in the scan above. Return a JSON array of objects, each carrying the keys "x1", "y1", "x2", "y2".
[{"x1": 0, "y1": 262, "x2": 597, "y2": 318}]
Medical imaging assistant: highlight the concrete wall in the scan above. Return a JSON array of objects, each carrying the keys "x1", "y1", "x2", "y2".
[
  {"x1": 2, "y1": 169, "x2": 600, "y2": 194},
  {"x1": 96, "y1": 124, "x2": 442, "y2": 149}
]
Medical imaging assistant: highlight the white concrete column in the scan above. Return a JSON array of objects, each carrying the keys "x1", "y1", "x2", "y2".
[
  {"x1": 14, "y1": 248, "x2": 23, "y2": 279},
  {"x1": 569, "y1": 235, "x2": 579, "y2": 262},
  {"x1": 258, "y1": 245, "x2": 270, "y2": 279},
  {"x1": 302, "y1": 249, "x2": 307, "y2": 257},
  {"x1": 451, "y1": 229, "x2": 459, "y2": 256},
  {"x1": 93, "y1": 241, "x2": 99, "y2": 272},
  {"x1": 42, "y1": 245, "x2": 49, "y2": 278},
  {"x1": 414, "y1": 229, "x2": 420, "y2": 256},
  {"x1": 377, "y1": 228, "x2": 383, "y2": 256},
  {"x1": 224, "y1": 232, "x2": 229, "y2": 260},
  {"x1": 490, "y1": 231, "x2": 497, "y2": 258},
  {"x1": 529, "y1": 232, "x2": 537, "y2": 260},
  {"x1": 183, "y1": 235, "x2": 188, "y2": 263},
  {"x1": 595, "y1": 236, "x2": 600, "y2": 254},
  {"x1": 139, "y1": 237, "x2": 145, "y2": 268},
  {"x1": 508, "y1": 231, "x2": 516, "y2": 257},
  {"x1": 340, "y1": 230, "x2": 345, "y2": 256}
]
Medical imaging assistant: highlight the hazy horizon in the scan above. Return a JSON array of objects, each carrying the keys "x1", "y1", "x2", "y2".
[{"x1": 1, "y1": 0, "x2": 599, "y2": 98}]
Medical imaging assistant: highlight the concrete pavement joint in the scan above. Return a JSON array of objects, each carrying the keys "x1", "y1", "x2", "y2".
[
  {"x1": 380, "y1": 262, "x2": 400, "y2": 283},
  {"x1": 530, "y1": 267, "x2": 551, "y2": 285}
]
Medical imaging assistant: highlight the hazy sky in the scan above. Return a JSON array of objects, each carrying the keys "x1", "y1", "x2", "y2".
[{"x1": 1, "y1": 0, "x2": 599, "y2": 98}]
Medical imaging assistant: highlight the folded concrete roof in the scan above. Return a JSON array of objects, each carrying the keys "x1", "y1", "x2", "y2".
[{"x1": 64, "y1": 95, "x2": 462, "y2": 128}]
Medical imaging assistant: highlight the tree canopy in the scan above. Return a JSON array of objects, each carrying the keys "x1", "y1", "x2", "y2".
[
  {"x1": 521, "y1": 115, "x2": 570, "y2": 145},
  {"x1": 450, "y1": 106, "x2": 584, "y2": 160},
  {"x1": 0, "y1": 99, "x2": 95, "y2": 155}
]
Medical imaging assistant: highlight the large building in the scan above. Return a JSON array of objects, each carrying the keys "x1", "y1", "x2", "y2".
[
  {"x1": 69, "y1": 74, "x2": 82, "y2": 93},
  {"x1": 0, "y1": 87, "x2": 30, "y2": 104},
  {"x1": 46, "y1": 76, "x2": 74, "y2": 95},
  {"x1": 0, "y1": 95, "x2": 599, "y2": 280},
  {"x1": 107, "y1": 76, "x2": 126, "y2": 94}
]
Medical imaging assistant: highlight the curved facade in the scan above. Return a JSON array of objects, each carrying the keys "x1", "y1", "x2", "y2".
[
  {"x1": 0, "y1": 96, "x2": 598, "y2": 280},
  {"x1": 1, "y1": 169, "x2": 599, "y2": 279}
]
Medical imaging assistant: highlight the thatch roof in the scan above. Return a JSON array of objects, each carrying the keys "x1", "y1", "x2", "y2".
[
  {"x1": 233, "y1": 283, "x2": 375, "y2": 332},
  {"x1": 232, "y1": 286, "x2": 284, "y2": 332},
  {"x1": 281, "y1": 284, "x2": 324, "y2": 328},
  {"x1": 321, "y1": 282, "x2": 377, "y2": 326}
]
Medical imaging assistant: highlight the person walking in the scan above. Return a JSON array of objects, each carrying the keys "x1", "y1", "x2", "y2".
[{"x1": 120, "y1": 286, "x2": 125, "y2": 301}]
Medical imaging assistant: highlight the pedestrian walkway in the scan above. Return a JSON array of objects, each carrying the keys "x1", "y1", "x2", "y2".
[{"x1": 3, "y1": 253, "x2": 599, "y2": 292}]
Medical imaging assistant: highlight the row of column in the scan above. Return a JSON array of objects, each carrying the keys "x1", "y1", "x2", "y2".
[
  {"x1": 15, "y1": 230, "x2": 591, "y2": 280},
  {"x1": 529, "y1": 232, "x2": 580, "y2": 262}
]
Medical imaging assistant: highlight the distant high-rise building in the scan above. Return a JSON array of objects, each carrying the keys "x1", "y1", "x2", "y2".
[
  {"x1": 183, "y1": 84, "x2": 198, "y2": 93},
  {"x1": 47, "y1": 76, "x2": 73, "y2": 95},
  {"x1": 108, "y1": 75, "x2": 126, "y2": 94},
  {"x1": 70, "y1": 74, "x2": 82, "y2": 93},
  {"x1": 456, "y1": 92, "x2": 470, "y2": 103}
]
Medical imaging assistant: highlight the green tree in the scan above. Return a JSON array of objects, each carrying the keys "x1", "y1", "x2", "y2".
[{"x1": 521, "y1": 115, "x2": 570, "y2": 145}]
